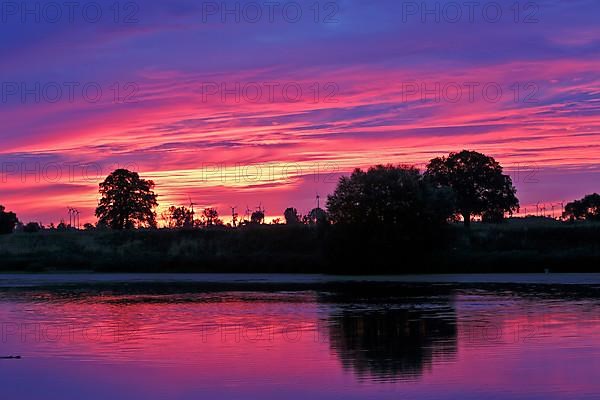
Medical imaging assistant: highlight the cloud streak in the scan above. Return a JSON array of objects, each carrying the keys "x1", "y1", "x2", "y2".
[{"x1": 1, "y1": 0, "x2": 599, "y2": 223}]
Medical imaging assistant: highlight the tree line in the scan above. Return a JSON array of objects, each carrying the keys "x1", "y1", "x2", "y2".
[{"x1": 1, "y1": 150, "x2": 599, "y2": 235}]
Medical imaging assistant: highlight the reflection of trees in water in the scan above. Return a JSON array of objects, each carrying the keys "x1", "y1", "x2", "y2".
[{"x1": 328, "y1": 307, "x2": 457, "y2": 382}]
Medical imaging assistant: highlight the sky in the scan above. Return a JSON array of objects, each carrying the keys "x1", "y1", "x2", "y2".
[{"x1": 0, "y1": 0, "x2": 599, "y2": 224}]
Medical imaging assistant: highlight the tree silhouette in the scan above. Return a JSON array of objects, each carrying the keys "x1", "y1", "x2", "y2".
[
  {"x1": 327, "y1": 165, "x2": 454, "y2": 229},
  {"x1": 425, "y1": 150, "x2": 518, "y2": 227},
  {"x1": 325, "y1": 165, "x2": 455, "y2": 270},
  {"x1": 250, "y1": 210, "x2": 265, "y2": 224},
  {"x1": 307, "y1": 207, "x2": 329, "y2": 226},
  {"x1": 284, "y1": 207, "x2": 301, "y2": 225},
  {"x1": 161, "y1": 207, "x2": 176, "y2": 229},
  {"x1": 563, "y1": 193, "x2": 600, "y2": 221},
  {"x1": 201, "y1": 207, "x2": 223, "y2": 227},
  {"x1": 162, "y1": 206, "x2": 193, "y2": 229},
  {"x1": 0, "y1": 205, "x2": 18, "y2": 235},
  {"x1": 95, "y1": 169, "x2": 158, "y2": 229}
]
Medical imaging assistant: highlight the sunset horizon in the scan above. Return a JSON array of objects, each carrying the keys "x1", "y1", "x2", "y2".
[
  {"x1": 2, "y1": 2, "x2": 600, "y2": 399},
  {"x1": 1, "y1": 0, "x2": 599, "y2": 225}
]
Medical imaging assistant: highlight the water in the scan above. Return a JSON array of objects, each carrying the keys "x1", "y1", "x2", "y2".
[{"x1": 0, "y1": 275, "x2": 599, "y2": 399}]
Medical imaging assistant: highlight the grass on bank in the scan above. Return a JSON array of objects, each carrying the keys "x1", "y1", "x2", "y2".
[{"x1": 0, "y1": 218, "x2": 599, "y2": 273}]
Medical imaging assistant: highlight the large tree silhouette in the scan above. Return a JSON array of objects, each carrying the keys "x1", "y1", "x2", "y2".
[
  {"x1": 327, "y1": 165, "x2": 454, "y2": 229},
  {"x1": 425, "y1": 150, "x2": 519, "y2": 227},
  {"x1": 95, "y1": 169, "x2": 158, "y2": 229},
  {"x1": 563, "y1": 193, "x2": 600, "y2": 221},
  {"x1": 324, "y1": 165, "x2": 455, "y2": 271},
  {"x1": 0, "y1": 205, "x2": 18, "y2": 235}
]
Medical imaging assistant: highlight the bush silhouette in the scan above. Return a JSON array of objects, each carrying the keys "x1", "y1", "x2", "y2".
[
  {"x1": 23, "y1": 222, "x2": 42, "y2": 233},
  {"x1": 284, "y1": 207, "x2": 301, "y2": 225}
]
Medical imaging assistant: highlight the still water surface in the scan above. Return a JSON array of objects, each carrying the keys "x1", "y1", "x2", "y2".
[{"x1": 0, "y1": 276, "x2": 599, "y2": 399}]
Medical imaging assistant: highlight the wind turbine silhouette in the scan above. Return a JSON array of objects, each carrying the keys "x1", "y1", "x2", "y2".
[
  {"x1": 74, "y1": 209, "x2": 80, "y2": 229},
  {"x1": 67, "y1": 207, "x2": 74, "y2": 228},
  {"x1": 245, "y1": 205, "x2": 251, "y2": 223},
  {"x1": 188, "y1": 196, "x2": 198, "y2": 224}
]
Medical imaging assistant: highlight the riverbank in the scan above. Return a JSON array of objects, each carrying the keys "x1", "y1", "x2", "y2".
[
  {"x1": 1, "y1": 219, "x2": 599, "y2": 273},
  {"x1": 2, "y1": 272, "x2": 600, "y2": 288}
]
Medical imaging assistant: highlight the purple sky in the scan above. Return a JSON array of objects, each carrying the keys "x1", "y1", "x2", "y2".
[{"x1": 0, "y1": 0, "x2": 599, "y2": 223}]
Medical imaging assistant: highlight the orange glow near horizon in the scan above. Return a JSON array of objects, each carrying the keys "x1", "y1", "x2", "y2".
[{"x1": 1, "y1": 8, "x2": 599, "y2": 225}]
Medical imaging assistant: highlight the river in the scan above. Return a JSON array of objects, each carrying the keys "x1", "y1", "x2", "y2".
[{"x1": 1, "y1": 274, "x2": 598, "y2": 399}]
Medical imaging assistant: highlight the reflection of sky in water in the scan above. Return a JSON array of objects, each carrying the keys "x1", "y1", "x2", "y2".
[{"x1": 0, "y1": 283, "x2": 599, "y2": 399}]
